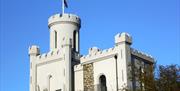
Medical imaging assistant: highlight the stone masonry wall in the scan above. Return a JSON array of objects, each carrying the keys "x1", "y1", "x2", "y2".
[{"x1": 83, "y1": 63, "x2": 94, "y2": 91}]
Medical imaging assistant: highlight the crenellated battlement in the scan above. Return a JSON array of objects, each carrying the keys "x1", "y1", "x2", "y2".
[
  {"x1": 80, "y1": 47, "x2": 116, "y2": 62},
  {"x1": 131, "y1": 48, "x2": 154, "y2": 62},
  {"x1": 74, "y1": 64, "x2": 83, "y2": 71},
  {"x1": 115, "y1": 32, "x2": 132, "y2": 45},
  {"x1": 48, "y1": 13, "x2": 81, "y2": 28},
  {"x1": 29, "y1": 45, "x2": 40, "y2": 56},
  {"x1": 36, "y1": 49, "x2": 62, "y2": 62}
]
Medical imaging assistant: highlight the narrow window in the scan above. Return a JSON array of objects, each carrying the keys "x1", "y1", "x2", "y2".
[
  {"x1": 54, "y1": 31, "x2": 57, "y2": 48},
  {"x1": 30, "y1": 62, "x2": 32, "y2": 69},
  {"x1": 121, "y1": 49, "x2": 123, "y2": 59},
  {"x1": 73, "y1": 31, "x2": 76, "y2": 51},
  {"x1": 76, "y1": 31, "x2": 79, "y2": 52},
  {"x1": 63, "y1": 84, "x2": 65, "y2": 91},
  {"x1": 64, "y1": 69, "x2": 65, "y2": 76},
  {"x1": 30, "y1": 76, "x2": 32, "y2": 84},
  {"x1": 122, "y1": 70, "x2": 124, "y2": 81}
]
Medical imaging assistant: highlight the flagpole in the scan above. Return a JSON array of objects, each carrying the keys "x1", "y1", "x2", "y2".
[{"x1": 62, "y1": 0, "x2": 65, "y2": 14}]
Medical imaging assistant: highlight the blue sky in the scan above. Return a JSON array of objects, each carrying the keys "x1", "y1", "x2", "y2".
[{"x1": 0, "y1": 0, "x2": 179, "y2": 91}]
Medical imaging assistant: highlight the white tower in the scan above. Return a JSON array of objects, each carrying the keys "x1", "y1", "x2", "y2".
[
  {"x1": 48, "y1": 13, "x2": 81, "y2": 53},
  {"x1": 48, "y1": 13, "x2": 81, "y2": 91},
  {"x1": 115, "y1": 32, "x2": 132, "y2": 90},
  {"x1": 29, "y1": 45, "x2": 40, "y2": 91}
]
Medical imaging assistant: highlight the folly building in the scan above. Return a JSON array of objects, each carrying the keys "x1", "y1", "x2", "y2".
[{"x1": 28, "y1": 1, "x2": 154, "y2": 91}]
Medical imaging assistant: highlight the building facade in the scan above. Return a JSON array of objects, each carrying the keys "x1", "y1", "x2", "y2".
[{"x1": 29, "y1": 12, "x2": 154, "y2": 91}]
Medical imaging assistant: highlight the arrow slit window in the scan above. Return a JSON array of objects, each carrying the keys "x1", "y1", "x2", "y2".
[{"x1": 55, "y1": 31, "x2": 57, "y2": 48}]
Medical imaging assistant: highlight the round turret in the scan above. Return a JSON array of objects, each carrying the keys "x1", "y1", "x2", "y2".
[
  {"x1": 48, "y1": 13, "x2": 81, "y2": 52},
  {"x1": 48, "y1": 13, "x2": 81, "y2": 28}
]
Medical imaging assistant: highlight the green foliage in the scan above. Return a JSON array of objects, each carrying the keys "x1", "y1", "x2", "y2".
[
  {"x1": 125, "y1": 63, "x2": 180, "y2": 91},
  {"x1": 155, "y1": 64, "x2": 180, "y2": 91}
]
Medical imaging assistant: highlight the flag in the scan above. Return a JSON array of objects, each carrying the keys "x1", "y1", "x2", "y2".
[{"x1": 64, "y1": 0, "x2": 68, "y2": 8}]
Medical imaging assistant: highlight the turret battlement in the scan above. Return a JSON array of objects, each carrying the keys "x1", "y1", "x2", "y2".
[
  {"x1": 48, "y1": 13, "x2": 81, "y2": 28},
  {"x1": 115, "y1": 32, "x2": 132, "y2": 45},
  {"x1": 29, "y1": 45, "x2": 40, "y2": 56}
]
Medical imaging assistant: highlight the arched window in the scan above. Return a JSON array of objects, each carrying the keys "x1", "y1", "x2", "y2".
[
  {"x1": 99, "y1": 75, "x2": 107, "y2": 91},
  {"x1": 54, "y1": 31, "x2": 57, "y2": 48}
]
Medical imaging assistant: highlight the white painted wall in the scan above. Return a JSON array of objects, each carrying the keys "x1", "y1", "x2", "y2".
[
  {"x1": 36, "y1": 59, "x2": 65, "y2": 91},
  {"x1": 93, "y1": 57, "x2": 117, "y2": 91},
  {"x1": 74, "y1": 65, "x2": 84, "y2": 91}
]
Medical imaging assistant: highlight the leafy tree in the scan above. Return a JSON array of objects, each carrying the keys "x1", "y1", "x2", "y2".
[
  {"x1": 155, "y1": 65, "x2": 180, "y2": 91},
  {"x1": 126, "y1": 62, "x2": 180, "y2": 91}
]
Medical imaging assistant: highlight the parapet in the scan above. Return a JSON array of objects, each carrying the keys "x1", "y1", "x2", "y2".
[
  {"x1": 88, "y1": 47, "x2": 100, "y2": 55},
  {"x1": 29, "y1": 45, "x2": 40, "y2": 56},
  {"x1": 80, "y1": 47, "x2": 116, "y2": 62},
  {"x1": 74, "y1": 64, "x2": 83, "y2": 71},
  {"x1": 115, "y1": 32, "x2": 132, "y2": 45},
  {"x1": 131, "y1": 48, "x2": 154, "y2": 63},
  {"x1": 36, "y1": 49, "x2": 62, "y2": 62},
  {"x1": 48, "y1": 13, "x2": 81, "y2": 28}
]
